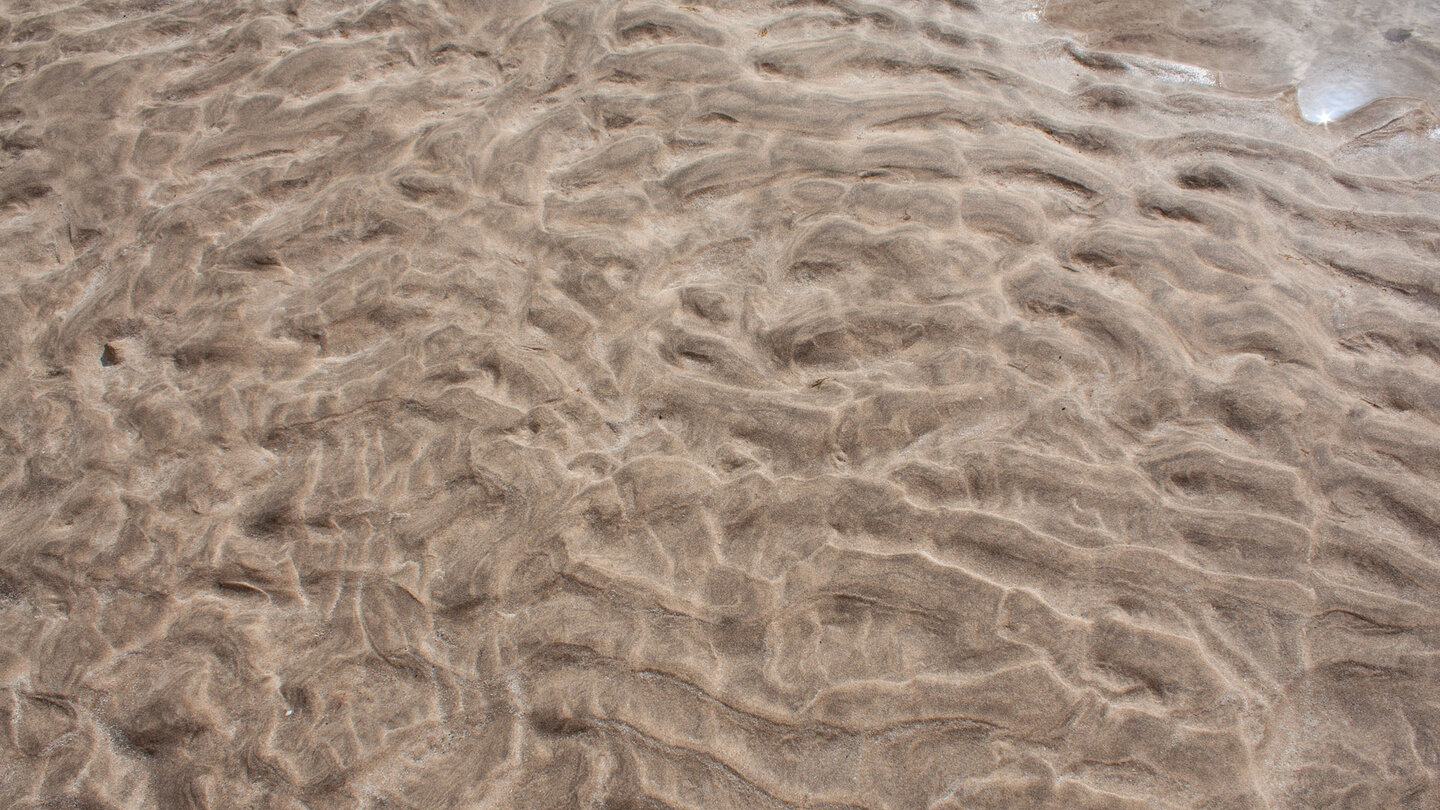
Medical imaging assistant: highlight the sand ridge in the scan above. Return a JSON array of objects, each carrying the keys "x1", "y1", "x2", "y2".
[{"x1": 1, "y1": 0, "x2": 1439, "y2": 807}]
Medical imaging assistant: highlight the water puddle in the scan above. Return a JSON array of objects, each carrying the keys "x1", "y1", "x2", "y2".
[
  {"x1": 1298, "y1": 31, "x2": 1436, "y2": 123},
  {"x1": 1025, "y1": 0, "x2": 1439, "y2": 125}
]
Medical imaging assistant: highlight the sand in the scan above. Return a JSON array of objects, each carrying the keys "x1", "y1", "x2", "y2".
[{"x1": 2, "y1": 0, "x2": 1439, "y2": 807}]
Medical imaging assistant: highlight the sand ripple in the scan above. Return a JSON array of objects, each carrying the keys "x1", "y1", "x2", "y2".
[{"x1": 2, "y1": 0, "x2": 1439, "y2": 807}]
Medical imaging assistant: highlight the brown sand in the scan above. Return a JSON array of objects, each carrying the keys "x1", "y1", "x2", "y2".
[{"x1": 2, "y1": 0, "x2": 1439, "y2": 808}]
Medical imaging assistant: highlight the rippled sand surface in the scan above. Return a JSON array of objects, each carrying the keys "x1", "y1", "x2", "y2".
[{"x1": 3, "y1": 1, "x2": 1440, "y2": 807}]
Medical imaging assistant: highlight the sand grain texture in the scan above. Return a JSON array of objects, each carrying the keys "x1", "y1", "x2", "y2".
[{"x1": 1, "y1": 0, "x2": 1439, "y2": 808}]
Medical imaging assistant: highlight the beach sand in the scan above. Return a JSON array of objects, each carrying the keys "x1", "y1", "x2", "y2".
[{"x1": 1, "y1": 0, "x2": 1439, "y2": 807}]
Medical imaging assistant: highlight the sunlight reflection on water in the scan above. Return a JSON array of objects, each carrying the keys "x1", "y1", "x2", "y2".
[{"x1": 1297, "y1": 68, "x2": 1382, "y2": 123}]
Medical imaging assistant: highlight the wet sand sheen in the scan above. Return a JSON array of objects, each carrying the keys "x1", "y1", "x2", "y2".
[{"x1": 1, "y1": 0, "x2": 1439, "y2": 808}]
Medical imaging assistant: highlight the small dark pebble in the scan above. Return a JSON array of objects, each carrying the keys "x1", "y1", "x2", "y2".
[
  {"x1": 1384, "y1": 28, "x2": 1412, "y2": 43},
  {"x1": 101, "y1": 344, "x2": 120, "y2": 366}
]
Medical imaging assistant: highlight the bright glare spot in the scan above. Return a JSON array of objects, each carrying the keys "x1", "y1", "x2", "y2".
[{"x1": 1298, "y1": 67, "x2": 1379, "y2": 124}]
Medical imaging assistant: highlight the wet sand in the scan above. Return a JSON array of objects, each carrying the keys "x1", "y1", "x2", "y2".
[{"x1": 1, "y1": 0, "x2": 1439, "y2": 808}]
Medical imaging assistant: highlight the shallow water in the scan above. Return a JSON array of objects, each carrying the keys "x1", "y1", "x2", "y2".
[{"x1": 1, "y1": 0, "x2": 1439, "y2": 808}]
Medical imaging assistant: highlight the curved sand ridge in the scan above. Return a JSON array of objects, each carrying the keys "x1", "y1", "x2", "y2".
[{"x1": 2, "y1": 1, "x2": 1439, "y2": 808}]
